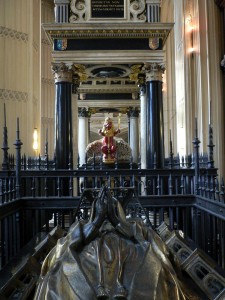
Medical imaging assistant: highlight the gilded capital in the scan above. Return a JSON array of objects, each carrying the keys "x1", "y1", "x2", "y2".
[
  {"x1": 52, "y1": 62, "x2": 73, "y2": 83},
  {"x1": 144, "y1": 63, "x2": 165, "y2": 82}
]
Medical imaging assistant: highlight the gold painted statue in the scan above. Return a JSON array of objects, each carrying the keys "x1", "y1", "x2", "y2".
[
  {"x1": 34, "y1": 187, "x2": 189, "y2": 300},
  {"x1": 98, "y1": 117, "x2": 120, "y2": 163}
]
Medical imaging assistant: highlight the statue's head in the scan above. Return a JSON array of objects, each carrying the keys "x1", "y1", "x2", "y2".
[{"x1": 104, "y1": 117, "x2": 113, "y2": 130}]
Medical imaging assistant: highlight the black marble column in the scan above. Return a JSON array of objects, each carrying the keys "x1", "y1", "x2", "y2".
[
  {"x1": 146, "y1": 63, "x2": 165, "y2": 168},
  {"x1": 52, "y1": 63, "x2": 73, "y2": 170}
]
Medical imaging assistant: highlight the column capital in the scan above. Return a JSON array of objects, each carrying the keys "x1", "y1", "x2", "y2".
[
  {"x1": 52, "y1": 62, "x2": 73, "y2": 83},
  {"x1": 144, "y1": 63, "x2": 165, "y2": 82},
  {"x1": 127, "y1": 107, "x2": 139, "y2": 118},
  {"x1": 78, "y1": 107, "x2": 90, "y2": 118}
]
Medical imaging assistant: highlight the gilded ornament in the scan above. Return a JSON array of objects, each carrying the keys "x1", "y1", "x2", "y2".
[
  {"x1": 72, "y1": 64, "x2": 88, "y2": 81},
  {"x1": 129, "y1": 64, "x2": 142, "y2": 81}
]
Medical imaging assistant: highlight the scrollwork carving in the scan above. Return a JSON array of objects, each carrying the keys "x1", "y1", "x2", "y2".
[
  {"x1": 68, "y1": 0, "x2": 147, "y2": 22},
  {"x1": 70, "y1": 0, "x2": 87, "y2": 22},
  {"x1": 129, "y1": 0, "x2": 146, "y2": 22}
]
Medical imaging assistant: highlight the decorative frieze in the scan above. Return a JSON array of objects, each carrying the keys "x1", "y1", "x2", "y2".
[
  {"x1": 0, "y1": 89, "x2": 28, "y2": 102},
  {"x1": 77, "y1": 99, "x2": 139, "y2": 110},
  {"x1": 78, "y1": 76, "x2": 138, "y2": 94},
  {"x1": 44, "y1": 23, "x2": 172, "y2": 43},
  {"x1": 0, "y1": 26, "x2": 28, "y2": 42}
]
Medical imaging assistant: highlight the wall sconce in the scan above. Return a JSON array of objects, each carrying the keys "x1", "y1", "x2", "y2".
[
  {"x1": 186, "y1": 14, "x2": 194, "y2": 56},
  {"x1": 33, "y1": 128, "x2": 38, "y2": 152}
]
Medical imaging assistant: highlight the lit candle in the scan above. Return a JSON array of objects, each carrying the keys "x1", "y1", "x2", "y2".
[{"x1": 118, "y1": 113, "x2": 121, "y2": 129}]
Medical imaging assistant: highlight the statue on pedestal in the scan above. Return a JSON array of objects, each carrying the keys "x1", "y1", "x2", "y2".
[
  {"x1": 34, "y1": 187, "x2": 193, "y2": 300},
  {"x1": 98, "y1": 117, "x2": 120, "y2": 163}
]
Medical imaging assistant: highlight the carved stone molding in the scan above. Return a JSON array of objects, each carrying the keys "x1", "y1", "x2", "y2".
[
  {"x1": 44, "y1": 23, "x2": 172, "y2": 42},
  {"x1": 0, "y1": 26, "x2": 28, "y2": 42},
  {"x1": 77, "y1": 99, "x2": 140, "y2": 110},
  {"x1": 0, "y1": 89, "x2": 28, "y2": 102},
  {"x1": 144, "y1": 63, "x2": 165, "y2": 81},
  {"x1": 52, "y1": 62, "x2": 73, "y2": 83},
  {"x1": 41, "y1": 38, "x2": 51, "y2": 46}
]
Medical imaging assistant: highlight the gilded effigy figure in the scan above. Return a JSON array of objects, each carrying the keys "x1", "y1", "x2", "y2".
[
  {"x1": 34, "y1": 187, "x2": 187, "y2": 300},
  {"x1": 98, "y1": 117, "x2": 120, "y2": 163}
]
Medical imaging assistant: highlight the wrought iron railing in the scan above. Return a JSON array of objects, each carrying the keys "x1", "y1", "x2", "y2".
[{"x1": 0, "y1": 117, "x2": 224, "y2": 277}]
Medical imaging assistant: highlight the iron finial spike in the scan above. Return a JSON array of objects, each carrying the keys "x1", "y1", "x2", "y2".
[
  {"x1": 16, "y1": 117, "x2": 20, "y2": 140},
  {"x1": 4, "y1": 103, "x2": 6, "y2": 127},
  {"x1": 195, "y1": 117, "x2": 198, "y2": 138}
]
